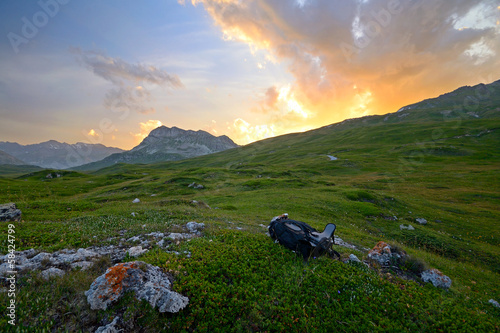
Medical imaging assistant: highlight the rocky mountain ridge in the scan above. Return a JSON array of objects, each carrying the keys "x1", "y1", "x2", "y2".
[
  {"x1": 0, "y1": 141, "x2": 124, "y2": 169},
  {"x1": 74, "y1": 126, "x2": 239, "y2": 171}
]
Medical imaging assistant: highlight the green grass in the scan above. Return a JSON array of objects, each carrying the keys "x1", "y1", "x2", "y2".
[{"x1": 0, "y1": 107, "x2": 499, "y2": 331}]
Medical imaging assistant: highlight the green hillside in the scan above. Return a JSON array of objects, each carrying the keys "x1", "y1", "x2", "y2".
[{"x1": 0, "y1": 81, "x2": 499, "y2": 331}]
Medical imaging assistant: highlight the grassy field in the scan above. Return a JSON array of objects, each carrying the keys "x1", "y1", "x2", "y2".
[{"x1": 0, "y1": 99, "x2": 499, "y2": 331}]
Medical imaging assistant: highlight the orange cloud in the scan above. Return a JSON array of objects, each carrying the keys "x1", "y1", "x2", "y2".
[
  {"x1": 193, "y1": 0, "x2": 500, "y2": 143},
  {"x1": 132, "y1": 120, "x2": 163, "y2": 143},
  {"x1": 87, "y1": 129, "x2": 99, "y2": 138}
]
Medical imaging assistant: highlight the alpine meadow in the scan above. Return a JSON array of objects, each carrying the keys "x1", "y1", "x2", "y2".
[{"x1": 0, "y1": 80, "x2": 499, "y2": 332}]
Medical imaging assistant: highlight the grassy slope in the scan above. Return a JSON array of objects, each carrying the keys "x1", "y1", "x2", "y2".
[{"x1": 0, "y1": 101, "x2": 499, "y2": 331}]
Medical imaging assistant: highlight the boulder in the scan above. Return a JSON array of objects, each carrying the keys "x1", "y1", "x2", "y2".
[
  {"x1": 85, "y1": 261, "x2": 189, "y2": 313},
  {"x1": 367, "y1": 241, "x2": 400, "y2": 266},
  {"x1": 0, "y1": 203, "x2": 22, "y2": 222},
  {"x1": 421, "y1": 268, "x2": 452, "y2": 289}
]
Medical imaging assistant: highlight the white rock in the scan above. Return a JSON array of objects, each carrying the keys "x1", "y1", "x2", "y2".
[
  {"x1": 348, "y1": 254, "x2": 361, "y2": 263},
  {"x1": 128, "y1": 246, "x2": 147, "y2": 258},
  {"x1": 416, "y1": 218, "x2": 427, "y2": 225},
  {"x1": 186, "y1": 222, "x2": 205, "y2": 233},
  {"x1": 400, "y1": 224, "x2": 415, "y2": 230},
  {"x1": 168, "y1": 233, "x2": 193, "y2": 241},
  {"x1": 132, "y1": 198, "x2": 140, "y2": 203},
  {"x1": 489, "y1": 299, "x2": 500, "y2": 308},
  {"x1": 421, "y1": 269, "x2": 452, "y2": 289},
  {"x1": 95, "y1": 316, "x2": 120, "y2": 333},
  {"x1": 41, "y1": 267, "x2": 65, "y2": 280},
  {"x1": 71, "y1": 261, "x2": 94, "y2": 270}
]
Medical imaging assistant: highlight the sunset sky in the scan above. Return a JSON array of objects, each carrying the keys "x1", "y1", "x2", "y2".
[{"x1": 1, "y1": 0, "x2": 499, "y2": 149}]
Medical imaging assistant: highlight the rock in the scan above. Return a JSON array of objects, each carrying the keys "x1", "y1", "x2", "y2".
[
  {"x1": 186, "y1": 221, "x2": 205, "y2": 233},
  {"x1": 132, "y1": 198, "x2": 140, "y2": 203},
  {"x1": 187, "y1": 182, "x2": 204, "y2": 189},
  {"x1": 400, "y1": 224, "x2": 415, "y2": 230},
  {"x1": 127, "y1": 246, "x2": 147, "y2": 258},
  {"x1": 167, "y1": 233, "x2": 193, "y2": 241},
  {"x1": 70, "y1": 261, "x2": 94, "y2": 270},
  {"x1": 146, "y1": 232, "x2": 165, "y2": 238},
  {"x1": 421, "y1": 269, "x2": 452, "y2": 289},
  {"x1": 85, "y1": 261, "x2": 189, "y2": 313},
  {"x1": 131, "y1": 212, "x2": 136, "y2": 217},
  {"x1": 416, "y1": 218, "x2": 427, "y2": 225},
  {"x1": 157, "y1": 239, "x2": 167, "y2": 247},
  {"x1": 348, "y1": 254, "x2": 361, "y2": 263},
  {"x1": 95, "y1": 316, "x2": 121, "y2": 333},
  {"x1": 0, "y1": 203, "x2": 22, "y2": 222},
  {"x1": 367, "y1": 241, "x2": 400, "y2": 266},
  {"x1": 41, "y1": 267, "x2": 65, "y2": 280},
  {"x1": 127, "y1": 236, "x2": 142, "y2": 242},
  {"x1": 489, "y1": 299, "x2": 500, "y2": 308}
]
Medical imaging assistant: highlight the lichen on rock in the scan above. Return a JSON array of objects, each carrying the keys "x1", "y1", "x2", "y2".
[{"x1": 85, "y1": 261, "x2": 189, "y2": 313}]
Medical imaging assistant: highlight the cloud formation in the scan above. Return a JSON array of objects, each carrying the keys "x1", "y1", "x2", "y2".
[
  {"x1": 71, "y1": 48, "x2": 183, "y2": 115},
  {"x1": 193, "y1": 0, "x2": 500, "y2": 144},
  {"x1": 132, "y1": 119, "x2": 163, "y2": 143}
]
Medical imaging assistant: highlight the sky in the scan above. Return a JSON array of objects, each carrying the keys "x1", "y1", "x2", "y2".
[{"x1": 1, "y1": 0, "x2": 499, "y2": 149}]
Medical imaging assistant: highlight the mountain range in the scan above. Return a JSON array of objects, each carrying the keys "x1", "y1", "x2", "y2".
[
  {"x1": 1, "y1": 79, "x2": 498, "y2": 172},
  {"x1": 0, "y1": 141, "x2": 124, "y2": 169}
]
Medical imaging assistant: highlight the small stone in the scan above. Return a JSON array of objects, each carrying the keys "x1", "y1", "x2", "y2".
[
  {"x1": 71, "y1": 261, "x2": 94, "y2": 270},
  {"x1": 95, "y1": 316, "x2": 121, "y2": 333},
  {"x1": 0, "y1": 203, "x2": 22, "y2": 222},
  {"x1": 41, "y1": 267, "x2": 65, "y2": 280},
  {"x1": 416, "y1": 218, "x2": 427, "y2": 225},
  {"x1": 421, "y1": 268, "x2": 452, "y2": 289},
  {"x1": 185, "y1": 221, "x2": 205, "y2": 233},
  {"x1": 131, "y1": 212, "x2": 136, "y2": 217},
  {"x1": 400, "y1": 224, "x2": 415, "y2": 230},
  {"x1": 132, "y1": 198, "x2": 140, "y2": 203},
  {"x1": 489, "y1": 299, "x2": 500, "y2": 308},
  {"x1": 348, "y1": 254, "x2": 361, "y2": 263},
  {"x1": 128, "y1": 246, "x2": 147, "y2": 258}
]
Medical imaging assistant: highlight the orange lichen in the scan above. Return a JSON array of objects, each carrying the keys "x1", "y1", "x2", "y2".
[
  {"x1": 370, "y1": 241, "x2": 391, "y2": 255},
  {"x1": 104, "y1": 262, "x2": 137, "y2": 295}
]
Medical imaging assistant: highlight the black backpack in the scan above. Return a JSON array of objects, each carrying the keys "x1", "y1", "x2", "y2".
[{"x1": 269, "y1": 215, "x2": 340, "y2": 261}]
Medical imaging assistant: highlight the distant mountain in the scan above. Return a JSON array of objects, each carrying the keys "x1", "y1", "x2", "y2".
[
  {"x1": 0, "y1": 150, "x2": 25, "y2": 165},
  {"x1": 74, "y1": 126, "x2": 239, "y2": 171},
  {"x1": 0, "y1": 141, "x2": 125, "y2": 169}
]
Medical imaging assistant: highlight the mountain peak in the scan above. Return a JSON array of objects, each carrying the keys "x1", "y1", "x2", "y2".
[{"x1": 76, "y1": 125, "x2": 239, "y2": 171}]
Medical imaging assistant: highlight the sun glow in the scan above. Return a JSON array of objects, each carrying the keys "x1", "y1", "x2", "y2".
[{"x1": 278, "y1": 86, "x2": 309, "y2": 118}]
